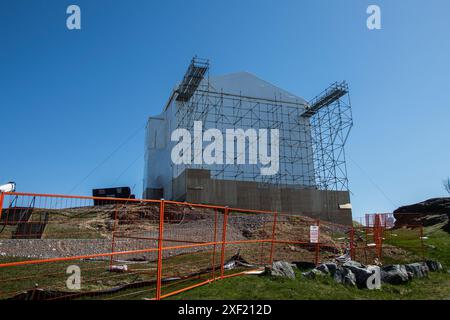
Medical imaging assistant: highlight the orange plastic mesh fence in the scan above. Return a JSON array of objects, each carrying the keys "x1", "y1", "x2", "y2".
[{"x1": 0, "y1": 192, "x2": 415, "y2": 300}]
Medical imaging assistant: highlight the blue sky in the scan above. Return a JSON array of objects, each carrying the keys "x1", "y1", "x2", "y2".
[{"x1": 0, "y1": 0, "x2": 449, "y2": 220}]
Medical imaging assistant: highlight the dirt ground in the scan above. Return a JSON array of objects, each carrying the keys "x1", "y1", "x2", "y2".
[{"x1": 1, "y1": 202, "x2": 410, "y2": 266}]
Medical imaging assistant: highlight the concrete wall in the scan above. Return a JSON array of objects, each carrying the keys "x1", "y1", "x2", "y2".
[{"x1": 170, "y1": 169, "x2": 352, "y2": 226}]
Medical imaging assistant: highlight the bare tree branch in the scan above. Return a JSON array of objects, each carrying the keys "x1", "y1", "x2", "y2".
[{"x1": 444, "y1": 177, "x2": 450, "y2": 194}]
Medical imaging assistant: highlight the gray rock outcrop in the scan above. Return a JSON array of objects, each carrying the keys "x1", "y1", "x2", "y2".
[
  {"x1": 333, "y1": 267, "x2": 356, "y2": 286},
  {"x1": 405, "y1": 263, "x2": 429, "y2": 278},
  {"x1": 266, "y1": 261, "x2": 296, "y2": 279},
  {"x1": 425, "y1": 260, "x2": 443, "y2": 272},
  {"x1": 381, "y1": 265, "x2": 410, "y2": 284}
]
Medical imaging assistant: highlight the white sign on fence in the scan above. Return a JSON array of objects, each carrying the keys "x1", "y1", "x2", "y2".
[{"x1": 310, "y1": 225, "x2": 319, "y2": 243}]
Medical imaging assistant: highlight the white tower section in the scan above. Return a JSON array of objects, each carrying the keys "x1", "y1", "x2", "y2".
[{"x1": 144, "y1": 66, "x2": 317, "y2": 199}]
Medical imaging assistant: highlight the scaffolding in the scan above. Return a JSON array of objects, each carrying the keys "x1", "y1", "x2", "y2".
[
  {"x1": 304, "y1": 82, "x2": 353, "y2": 190},
  {"x1": 172, "y1": 58, "x2": 353, "y2": 192}
]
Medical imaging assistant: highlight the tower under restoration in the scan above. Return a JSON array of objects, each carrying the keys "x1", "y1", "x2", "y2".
[{"x1": 143, "y1": 58, "x2": 353, "y2": 225}]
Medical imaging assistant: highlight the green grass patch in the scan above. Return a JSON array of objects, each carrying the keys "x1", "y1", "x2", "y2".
[
  {"x1": 385, "y1": 227, "x2": 450, "y2": 267},
  {"x1": 170, "y1": 269, "x2": 450, "y2": 300},
  {"x1": 171, "y1": 226, "x2": 450, "y2": 300}
]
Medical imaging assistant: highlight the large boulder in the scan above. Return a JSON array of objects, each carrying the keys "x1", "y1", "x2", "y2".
[
  {"x1": 342, "y1": 264, "x2": 374, "y2": 289},
  {"x1": 395, "y1": 198, "x2": 450, "y2": 215},
  {"x1": 267, "y1": 261, "x2": 295, "y2": 279},
  {"x1": 405, "y1": 263, "x2": 429, "y2": 278},
  {"x1": 324, "y1": 263, "x2": 338, "y2": 276},
  {"x1": 316, "y1": 264, "x2": 329, "y2": 274},
  {"x1": 425, "y1": 260, "x2": 443, "y2": 272},
  {"x1": 333, "y1": 267, "x2": 356, "y2": 287},
  {"x1": 303, "y1": 262, "x2": 338, "y2": 278},
  {"x1": 343, "y1": 260, "x2": 364, "y2": 269},
  {"x1": 302, "y1": 268, "x2": 325, "y2": 279},
  {"x1": 381, "y1": 265, "x2": 410, "y2": 285}
]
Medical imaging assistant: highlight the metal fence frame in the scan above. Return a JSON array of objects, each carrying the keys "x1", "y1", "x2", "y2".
[{"x1": 0, "y1": 192, "x2": 426, "y2": 300}]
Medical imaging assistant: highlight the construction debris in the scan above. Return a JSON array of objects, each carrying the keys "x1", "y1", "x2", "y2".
[{"x1": 109, "y1": 265, "x2": 128, "y2": 273}]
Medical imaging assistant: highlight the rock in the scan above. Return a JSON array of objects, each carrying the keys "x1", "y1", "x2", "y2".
[
  {"x1": 342, "y1": 264, "x2": 374, "y2": 289},
  {"x1": 315, "y1": 263, "x2": 338, "y2": 276},
  {"x1": 325, "y1": 263, "x2": 338, "y2": 276},
  {"x1": 335, "y1": 249, "x2": 351, "y2": 264},
  {"x1": 334, "y1": 267, "x2": 356, "y2": 286},
  {"x1": 422, "y1": 214, "x2": 448, "y2": 226},
  {"x1": 294, "y1": 261, "x2": 316, "y2": 270},
  {"x1": 394, "y1": 198, "x2": 450, "y2": 215},
  {"x1": 393, "y1": 198, "x2": 450, "y2": 231},
  {"x1": 381, "y1": 265, "x2": 410, "y2": 285},
  {"x1": 316, "y1": 264, "x2": 329, "y2": 274},
  {"x1": 302, "y1": 268, "x2": 325, "y2": 279},
  {"x1": 405, "y1": 263, "x2": 429, "y2": 278},
  {"x1": 269, "y1": 261, "x2": 295, "y2": 279},
  {"x1": 343, "y1": 260, "x2": 364, "y2": 268},
  {"x1": 425, "y1": 260, "x2": 443, "y2": 272}
]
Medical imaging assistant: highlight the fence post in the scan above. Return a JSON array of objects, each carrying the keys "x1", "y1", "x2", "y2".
[
  {"x1": 0, "y1": 192, "x2": 4, "y2": 220},
  {"x1": 315, "y1": 219, "x2": 320, "y2": 266},
  {"x1": 379, "y1": 227, "x2": 384, "y2": 263},
  {"x1": 374, "y1": 215, "x2": 383, "y2": 263},
  {"x1": 109, "y1": 205, "x2": 119, "y2": 270},
  {"x1": 420, "y1": 225, "x2": 425, "y2": 261},
  {"x1": 269, "y1": 211, "x2": 278, "y2": 265},
  {"x1": 211, "y1": 208, "x2": 218, "y2": 280},
  {"x1": 259, "y1": 215, "x2": 267, "y2": 265},
  {"x1": 350, "y1": 227, "x2": 355, "y2": 260},
  {"x1": 156, "y1": 199, "x2": 165, "y2": 300},
  {"x1": 220, "y1": 207, "x2": 229, "y2": 279}
]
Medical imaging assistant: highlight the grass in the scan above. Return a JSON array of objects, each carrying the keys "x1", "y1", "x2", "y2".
[
  {"x1": 385, "y1": 226, "x2": 450, "y2": 268},
  {"x1": 170, "y1": 269, "x2": 450, "y2": 300},
  {"x1": 169, "y1": 226, "x2": 450, "y2": 300},
  {"x1": 422, "y1": 228, "x2": 450, "y2": 267},
  {"x1": 0, "y1": 249, "x2": 242, "y2": 300},
  {"x1": 0, "y1": 257, "x2": 155, "y2": 299},
  {"x1": 1, "y1": 220, "x2": 449, "y2": 300}
]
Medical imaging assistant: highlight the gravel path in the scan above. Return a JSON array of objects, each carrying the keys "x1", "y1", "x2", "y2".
[{"x1": 0, "y1": 205, "x2": 321, "y2": 263}]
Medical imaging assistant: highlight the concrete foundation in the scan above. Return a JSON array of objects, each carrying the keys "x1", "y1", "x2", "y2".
[{"x1": 145, "y1": 169, "x2": 352, "y2": 226}]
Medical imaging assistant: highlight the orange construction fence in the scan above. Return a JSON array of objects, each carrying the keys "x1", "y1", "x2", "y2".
[{"x1": 0, "y1": 192, "x2": 422, "y2": 300}]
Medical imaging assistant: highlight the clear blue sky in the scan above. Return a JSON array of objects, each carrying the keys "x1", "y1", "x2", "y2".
[{"x1": 1, "y1": 0, "x2": 449, "y2": 220}]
